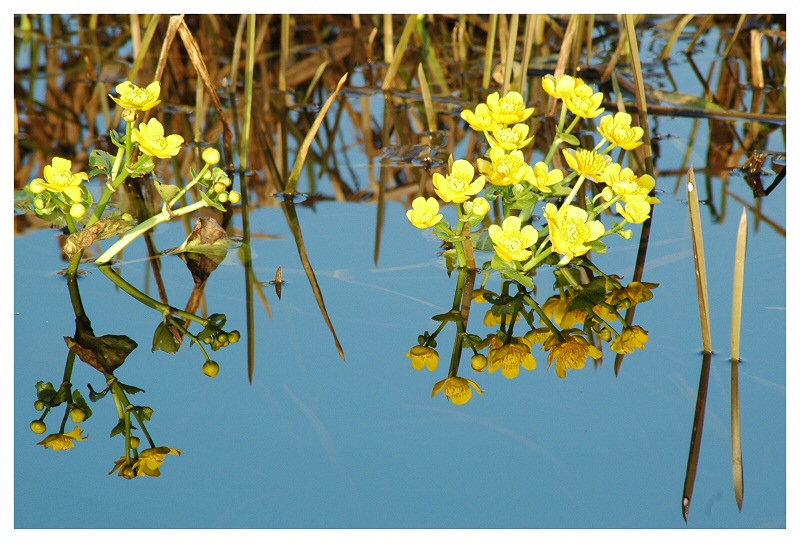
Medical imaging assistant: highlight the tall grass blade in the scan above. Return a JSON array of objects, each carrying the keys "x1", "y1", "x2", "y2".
[
  {"x1": 687, "y1": 166, "x2": 713, "y2": 353},
  {"x1": 281, "y1": 198, "x2": 346, "y2": 361},
  {"x1": 682, "y1": 351, "x2": 713, "y2": 523},
  {"x1": 731, "y1": 207, "x2": 748, "y2": 510},
  {"x1": 285, "y1": 73, "x2": 348, "y2": 195},
  {"x1": 417, "y1": 63, "x2": 437, "y2": 132},
  {"x1": 661, "y1": 14, "x2": 695, "y2": 61},
  {"x1": 382, "y1": 15, "x2": 416, "y2": 91},
  {"x1": 242, "y1": 14, "x2": 257, "y2": 383},
  {"x1": 482, "y1": 14, "x2": 498, "y2": 90},
  {"x1": 501, "y1": 14, "x2": 519, "y2": 96}
]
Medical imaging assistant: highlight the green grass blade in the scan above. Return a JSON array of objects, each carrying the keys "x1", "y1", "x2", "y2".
[
  {"x1": 417, "y1": 63, "x2": 437, "y2": 132},
  {"x1": 687, "y1": 166, "x2": 712, "y2": 353},
  {"x1": 382, "y1": 15, "x2": 416, "y2": 91},
  {"x1": 482, "y1": 14, "x2": 498, "y2": 90},
  {"x1": 731, "y1": 207, "x2": 748, "y2": 510}
]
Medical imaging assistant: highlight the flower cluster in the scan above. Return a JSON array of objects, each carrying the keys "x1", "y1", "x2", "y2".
[{"x1": 405, "y1": 76, "x2": 660, "y2": 403}]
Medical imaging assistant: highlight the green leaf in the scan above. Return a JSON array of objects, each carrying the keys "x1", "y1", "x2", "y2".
[
  {"x1": 567, "y1": 276, "x2": 607, "y2": 311},
  {"x1": 89, "y1": 149, "x2": 116, "y2": 178},
  {"x1": 109, "y1": 129, "x2": 125, "y2": 148},
  {"x1": 118, "y1": 383, "x2": 145, "y2": 395},
  {"x1": 430, "y1": 309, "x2": 464, "y2": 324},
  {"x1": 431, "y1": 221, "x2": 462, "y2": 243},
  {"x1": 152, "y1": 321, "x2": 181, "y2": 354},
  {"x1": 109, "y1": 419, "x2": 125, "y2": 438},
  {"x1": 127, "y1": 157, "x2": 154, "y2": 178},
  {"x1": 154, "y1": 179, "x2": 182, "y2": 203},
  {"x1": 87, "y1": 383, "x2": 109, "y2": 402},
  {"x1": 559, "y1": 133, "x2": 581, "y2": 146},
  {"x1": 199, "y1": 189, "x2": 227, "y2": 212},
  {"x1": 134, "y1": 406, "x2": 154, "y2": 422},
  {"x1": 35, "y1": 381, "x2": 58, "y2": 404},
  {"x1": 585, "y1": 239, "x2": 607, "y2": 254},
  {"x1": 72, "y1": 389, "x2": 93, "y2": 420}
]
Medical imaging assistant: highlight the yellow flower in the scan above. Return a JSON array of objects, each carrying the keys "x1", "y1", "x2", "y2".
[
  {"x1": 109, "y1": 80, "x2": 161, "y2": 112},
  {"x1": 37, "y1": 425, "x2": 87, "y2": 451},
  {"x1": 598, "y1": 112, "x2": 644, "y2": 150},
  {"x1": 544, "y1": 202, "x2": 605, "y2": 260},
  {"x1": 485, "y1": 91, "x2": 535, "y2": 125},
  {"x1": 407, "y1": 345, "x2": 439, "y2": 371},
  {"x1": 483, "y1": 308, "x2": 521, "y2": 327},
  {"x1": 32, "y1": 157, "x2": 89, "y2": 203},
  {"x1": 472, "y1": 197, "x2": 491, "y2": 217},
  {"x1": 541, "y1": 74, "x2": 585, "y2": 100},
  {"x1": 109, "y1": 457, "x2": 136, "y2": 479},
  {"x1": 486, "y1": 123, "x2": 534, "y2": 151},
  {"x1": 601, "y1": 163, "x2": 660, "y2": 204},
  {"x1": 562, "y1": 148, "x2": 612, "y2": 181},
  {"x1": 432, "y1": 376, "x2": 483, "y2": 405},
  {"x1": 488, "y1": 338, "x2": 536, "y2": 379},
  {"x1": 132, "y1": 118, "x2": 184, "y2": 159},
  {"x1": 488, "y1": 215, "x2": 538, "y2": 262},
  {"x1": 564, "y1": 83, "x2": 605, "y2": 119},
  {"x1": 610, "y1": 325, "x2": 649, "y2": 354},
  {"x1": 460, "y1": 103, "x2": 495, "y2": 131},
  {"x1": 406, "y1": 197, "x2": 443, "y2": 229},
  {"x1": 616, "y1": 199, "x2": 651, "y2": 224},
  {"x1": 528, "y1": 162, "x2": 564, "y2": 193},
  {"x1": 133, "y1": 446, "x2": 182, "y2": 477},
  {"x1": 432, "y1": 159, "x2": 485, "y2": 203},
  {"x1": 544, "y1": 332, "x2": 602, "y2": 379},
  {"x1": 477, "y1": 146, "x2": 534, "y2": 187},
  {"x1": 524, "y1": 327, "x2": 552, "y2": 345},
  {"x1": 607, "y1": 281, "x2": 658, "y2": 306}
]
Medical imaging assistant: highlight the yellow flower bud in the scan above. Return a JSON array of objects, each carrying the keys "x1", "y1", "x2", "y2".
[
  {"x1": 202, "y1": 147, "x2": 221, "y2": 165},
  {"x1": 472, "y1": 197, "x2": 490, "y2": 217},
  {"x1": 122, "y1": 108, "x2": 137, "y2": 123},
  {"x1": 471, "y1": 353, "x2": 488, "y2": 372},
  {"x1": 217, "y1": 332, "x2": 228, "y2": 345},
  {"x1": 202, "y1": 360, "x2": 220, "y2": 378},
  {"x1": 30, "y1": 420, "x2": 46, "y2": 434},
  {"x1": 30, "y1": 178, "x2": 47, "y2": 194},
  {"x1": 130, "y1": 436, "x2": 141, "y2": 449},
  {"x1": 228, "y1": 330, "x2": 240, "y2": 343},
  {"x1": 70, "y1": 407, "x2": 87, "y2": 423},
  {"x1": 34, "y1": 400, "x2": 46, "y2": 411},
  {"x1": 69, "y1": 203, "x2": 87, "y2": 219},
  {"x1": 619, "y1": 229, "x2": 633, "y2": 240},
  {"x1": 228, "y1": 191, "x2": 241, "y2": 204},
  {"x1": 213, "y1": 182, "x2": 227, "y2": 193},
  {"x1": 33, "y1": 198, "x2": 45, "y2": 210}
]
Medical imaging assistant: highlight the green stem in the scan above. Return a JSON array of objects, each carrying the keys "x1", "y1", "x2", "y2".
[
  {"x1": 454, "y1": 205, "x2": 468, "y2": 269},
  {"x1": 86, "y1": 155, "x2": 150, "y2": 228},
  {"x1": 93, "y1": 199, "x2": 208, "y2": 264},
  {"x1": 560, "y1": 174, "x2": 586, "y2": 210},
  {"x1": 167, "y1": 163, "x2": 211, "y2": 209},
  {"x1": 525, "y1": 295, "x2": 565, "y2": 342}
]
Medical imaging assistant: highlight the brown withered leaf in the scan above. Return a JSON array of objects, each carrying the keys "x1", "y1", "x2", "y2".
[
  {"x1": 65, "y1": 332, "x2": 138, "y2": 375},
  {"x1": 63, "y1": 218, "x2": 135, "y2": 260}
]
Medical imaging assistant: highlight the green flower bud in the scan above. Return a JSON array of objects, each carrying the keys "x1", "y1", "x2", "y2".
[
  {"x1": 121, "y1": 212, "x2": 134, "y2": 221},
  {"x1": 472, "y1": 197, "x2": 490, "y2": 217},
  {"x1": 619, "y1": 229, "x2": 633, "y2": 240},
  {"x1": 30, "y1": 179, "x2": 47, "y2": 194},
  {"x1": 70, "y1": 407, "x2": 87, "y2": 423},
  {"x1": 598, "y1": 328, "x2": 612, "y2": 342},
  {"x1": 34, "y1": 400, "x2": 46, "y2": 411},
  {"x1": 217, "y1": 191, "x2": 229, "y2": 203},
  {"x1": 121, "y1": 466, "x2": 136, "y2": 479},
  {"x1": 130, "y1": 436, "x2": 141, "y2": 449},
  {"x1": 228, "y1": 191, "x2": 241, "y2": 204},
  {"x1": 33, "y1": 197, "x2": 46, "y2": 210},
  {"x1": 30, "y1": 420, "x2": 46, "y2": 434},
  {"x1": 471, "y1": 353, "x2": 488, "y2": 372},
  {"x1": 203, "y1": 170, "x2": 213, "y2": 181},
  {"x1": 228, "y1": 330, "x2": 240, "y2": 344},
  {"x1": 213, "y1": 181, "x2": 227, "y2": 193},
  {"x1": 122, "y1": 108, "x2": 137, "y2": 123},
  {"x1": 202, "y1": 360, "x2": 220, "y2": 378},
  {"x1": 217, "y1": 332, "x2": 228, "y2": 345},
  {"x1": 202, "y1": 147, "x2": 221, "y2": 165}
]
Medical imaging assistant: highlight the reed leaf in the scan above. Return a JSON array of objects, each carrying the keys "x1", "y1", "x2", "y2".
[
  {"x1": 731, "y1": 207, "x2": 748, "y2": 510},
  {"x1": 242, "y1": 14, "x2": 257, "y2": 383},
  {"x1": 382, "y1": 15, "x2": 416, "y2": 91},
  {"x1": 661, "y1": 14, "x2": 695, "y2": 61},
  {"x1": 417, "y1": 63, "x2": 437, "y2": 132},
  {"x1": 682, "y1": 351, "x2": 713, "y2": 522},
  {"x1": 284, "y1": 72, "x2": 348, "y2": 195},
  {"x1": 482, "y1": 14, "x2": 498, "y2": 91},
  {"x1": 687, "y1": 166, "x2": 712, "y2": 353},
  {"x1": 501, "y1": 14, "x2": 519, "y2": 96}
]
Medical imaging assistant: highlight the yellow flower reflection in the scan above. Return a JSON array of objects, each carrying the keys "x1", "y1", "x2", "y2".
[
  {"x1": 37, "y1": 425, "x2": 88, "y2": 451},
  {"x1": 562, "y1": 148, "x2": 612, "y2": 181},
  {"x1": 460, "y1": 103, "x2": 495, "y2": 132},
  {"x1": 406, "y1": 197, "x2": 443, "y2": 229},
  {"x1": 486, "y1": 91, "x2": 535, "y2": 125},
  {"x1": 610, "y1": 325, "x2": 649, "y2": 354},
  {"x1": 109, "y1": 80, "x2": 161, "y2": 112},
  {"x1": 541, "y1": 294, "x2": 586, "y2": 328},
  {"x1": 407, "y1": 345, "x2": 439, "y2": 371},
  {"x1": 488, "y1": 215, "x2": 538, "y2": 262},
  {"x1": 488, "y1": 338, "x2": 536, "y2": 379},
  {"x1": 432, "y1": 376, "x2": 483, "y2": 405},
  {"x1": 132, "y1": 118, "x2": 184, "y2": 159},
  {"x1": 529, "y1": 162, "x2": 564, "y2": 193},
  {"x1": 544, "y1": 332, "x2": 602, "y2": 379},
  {"x1": 30, "y1": 157, "x2": 89, "y2": 203},
  {"x1": 433, "y1": 159, "x2": 486, "y2": 203},
  {"x1": 598, "y1": 112, "x2": 644, "y2": 150},
  {"x1": 486, "y1": 123, "x2": 534, "y2": 151},
  {"x1": 477, "y1": 146, "x2": 534, "y2": 187},
  {"x1": 133, "y1": 446, "x2": 182, "y2": 477},
  {"x1": 544, "y1": 203, "x2": 605, "y2": 260},
  {"x1": 564, "y1": 83, "x2": 605, "y2": 119}
]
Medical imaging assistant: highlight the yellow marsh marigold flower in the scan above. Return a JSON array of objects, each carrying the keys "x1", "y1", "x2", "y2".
[
  {"x1": 432, "y1": 376, "x2": 483, "y2": 405},
  {"x1": 607, "y1": 281, "x2": 658, "y2": 306},
  {"x1": 562, "y1": 148, "x2": 612, "y2": 181},
  {"x1": 598, "y1": 112, "x2": 644, "y2": 150},
  {"x1": 37, "y1": 425, "x2": 88, "y2": 451},
  {"x1": 488, "y1": 338, "x2": 536, "y2": 379},
  {"x1": 544, "y1": 202, "x2": 605, "y2": 260},
  {"x1": 610, "y1": 325, "x2": 649, "y2": 354},
  {"x1": 529, "y1": 162, "x2": 564, "y2": 193},
  {"x1": 524, "y1": 327, "x2": 552, "y2": 345},
  {"x1": 486, "y1": 123, "x2": 534, "y2": 151},
  {"x1": 477, "y1": 146, "x2": 534, "y2": 187},
  {"x1": 132, "y1": 118, "x2": 184, "y2": 159},
  {"x1": 31, "y1": 157, "x2": 89, "y2": 203},
  {"x1": 110, "y1": 81, "x2": 161, "y2": 112},
  {"x1": 483, "y1": 308, "x2": 521, "y2": 327},
  {"x1": 133, "y1": 446, "x2": 182, "y2": 477},
  {"x1": 485, "y1": 91, "x2": 535, "y2": 125},
  {"x1": 601, "y1": 163, "x2": 660, "y2": 204},
  {"x1": 544, "y1": 332, "x2": 602, "y2": 379},
  {"x1": 541, "y1": 74, "x2": 585, "y2": 100},
  {"x1": 564, "y1": 83, "x2": 605, "y2": 119},
  {"x1": 488, "y1": 215, "x2": 538, "y2": 262},
  {"x1": 460, "y1": 102, "x2": 495, "y2": 132},
  {"x1": 407, "y1": 345, "x2": 439, "y2": 371},
  {"x1": 616, "y1": 199, "x2": 651, "y2": 224},
  {"x1": 406, "y1": 197, "x2": 443, "y2": 229},
  {"x1": 432, "y1": 159, "x2": 485, "y2": 203}
]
